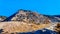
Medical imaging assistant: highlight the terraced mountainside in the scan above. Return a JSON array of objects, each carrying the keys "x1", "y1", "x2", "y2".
[{"x1": 0, "y1": 9, "x2": 60, "y2": 34}]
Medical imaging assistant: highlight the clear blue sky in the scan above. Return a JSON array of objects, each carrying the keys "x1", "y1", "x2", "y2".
[{"x1": 0, "y1": 0, "x2": 60, "y2": 17}]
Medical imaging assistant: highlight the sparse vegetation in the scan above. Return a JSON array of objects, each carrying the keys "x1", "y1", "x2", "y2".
[{"x1": 0, "y1": 21, "x2": 51, "y2": 34}]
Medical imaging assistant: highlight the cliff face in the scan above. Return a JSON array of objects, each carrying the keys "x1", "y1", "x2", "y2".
[{"x1": 0, "y1": 16, "x2": 7, "y2": 22}]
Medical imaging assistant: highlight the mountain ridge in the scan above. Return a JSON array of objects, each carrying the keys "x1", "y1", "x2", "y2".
[{"x1": 4, "y1": 9, "x2": 50, "y2": 24}]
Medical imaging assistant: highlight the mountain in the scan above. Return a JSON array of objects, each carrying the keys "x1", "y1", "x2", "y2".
[
  {"x1": 44, "y1": 15, "x2": 60, "y2": 23},
  {"x1": 5, "y1": 9, "x2": 50, "y2": 24},
  {"x1": 0, "y1": 16, "x2": 7, "y2": 22},
  {"x1": 4, "y1": 9, "x2": 60, "y2": 23},
  {"x1": 0, "y1": 9, "x2": 60, "y2": 34},
  {"x1": 53, "y1": 15, "x2": 60, "y2": 18}
]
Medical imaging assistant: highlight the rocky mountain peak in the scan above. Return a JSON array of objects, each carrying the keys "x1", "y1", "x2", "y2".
[{"x1": 5, "y1": 9, "x2": 50, "y2": 24}]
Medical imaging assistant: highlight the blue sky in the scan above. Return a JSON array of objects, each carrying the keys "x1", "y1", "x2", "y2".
[{"x1": 0, "y1": 0, "x2": 60, "y2": 17}]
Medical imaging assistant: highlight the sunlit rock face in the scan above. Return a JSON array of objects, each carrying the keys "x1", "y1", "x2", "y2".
[
  {"x1": 5, "y1": 9, "x2": 50, "y2": 24},
  {"x1": 0, "y1": 16, "x2": 7, "y2": 22}
]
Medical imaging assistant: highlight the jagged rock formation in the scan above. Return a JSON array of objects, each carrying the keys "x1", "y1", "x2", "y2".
[
  {"x1": 5, "y1": 9, "x2": 50, "y2": 24},
  {"x1": 0, "y1": 16, "x2": 7, "y2": 22}
]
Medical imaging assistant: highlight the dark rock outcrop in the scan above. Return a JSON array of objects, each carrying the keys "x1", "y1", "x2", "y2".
[
  {"x1": 0, "y1": 16, "x2": 7, "y2": 22},
  {"x1": 54, "y1": 23, "x2": 60, "y2": 34}
]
